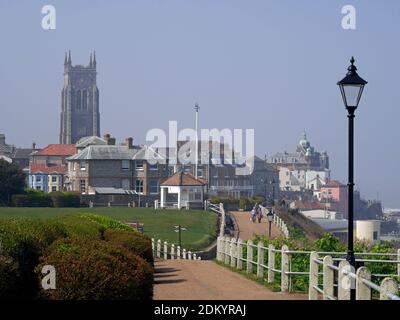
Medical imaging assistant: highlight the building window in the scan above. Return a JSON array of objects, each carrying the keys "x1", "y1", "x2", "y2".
[
  {"x1": 36, "y1": 176, "x2": 42, "y2": 182},
  {"x1": 51, "y1": 176, "x2": 57, "y2": 183},
  {"x1": 149, "y1": 180, "x2": 158, "y2": 194},
  {"x1": 373, "y1": 231, "x2": 378, "y2": 240},
  {"x1": 136, "y1": 161, "x2": 144, "y2": 171},
  {"x1": 76, "y1": 90, "x2": 82, "y2": 109},
  {"x1": 80, "y1": 179, "x2": 86, "y2": 193},
  {"x1": 36, "y1": 186, "x2": 41, "y2": 190},
  {"x1": 82, "y1": 90, "x2": 87, "y2": 110},
  {"x1": 135, "y1": 180, "x2": 144, "y2": 194},
  {"x1": 80, "y1": 161, "x2": 86, "y2": 171},
  {"x1": 122, "y1": 160, "x2": 130, "y2": 170},
  {"x1": 51, "y1": 186, "x2": 57, "y2": 192},
  {"x1": 122, "y1": 179, "x2": 130, "y2": 190},
  {"x1": 149, "y1": 163, "x2": 158, "y2": 171}
]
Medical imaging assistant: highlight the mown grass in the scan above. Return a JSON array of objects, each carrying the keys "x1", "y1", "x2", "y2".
[{"x1": 0, "y1": 207, "x2": 218, "y2": 251}]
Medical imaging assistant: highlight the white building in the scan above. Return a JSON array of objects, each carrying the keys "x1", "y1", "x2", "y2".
[{"x1": 356, "y1": 220, "x2": 381, "y2": 244}]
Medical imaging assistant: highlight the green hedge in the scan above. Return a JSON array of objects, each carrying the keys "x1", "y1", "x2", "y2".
[
  {"x1": 11, "y1": 191, "x2": 81, "y2": 208},
  {"x1": 36, "y1": 238, "x2": 154, "y2": 300},
  {"x1": 104, "y1": 229, "x2": 154, "y2": 265},
  {"x1": 0, "y1": 214, "x2": 154, "y2": 300}
]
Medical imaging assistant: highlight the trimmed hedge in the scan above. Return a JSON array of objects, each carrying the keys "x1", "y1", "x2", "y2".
[
  {"x1": 36, "y1": 238, "x2": 154, "y2": 300},
  {"x1": 0, "y1": 214, "x2": 154, "y2": 300},
  {"x1": 104, "y1": 229, "x2": 154, "y2": 265},
  {"x1": 11, "y1": 191, "x2": 82, "y2": 208},
  {"x1": 0, "y1": 255, "x2": 20, "y2": 299}
]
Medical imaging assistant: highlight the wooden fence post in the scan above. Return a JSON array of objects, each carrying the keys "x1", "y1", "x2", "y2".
[
  {"x1": 163, "y1": 241, "x2": 168, "y2": 260},
  {"x1": 268, "y1": 244, "x2": 275, "y2": 283},
  {"x1": 309, "y1": 251, "x2": 319, "y2": 300},
  {"x1": 380, "y1": 278, "x2": 398, "y2": 300},
  {"x1": 397, "y1": 249, "x2": 400, "y2": 277},
  {"x1": 151, "y1": 238, "x2": 155, "y2": 256},
  {"x1": 171, "y1": 244, "x2": 175, "y2": 260},
  {"x1": 338, "y1": 260, "x2": 350, "y2": 300},
  {"x1": 225, "y1": 237, "x2": 231, "y2": 265},
  {"x1": 230, "y1": 238, "x2": 237, "y2": 268},
  {"x1": 281, "y1": 245, "x2": 289, "y2": 292},
  {"x1": 323, "y1": 256, "x2": 334, "y2": 300},
  {"x1": 257, "y1": 241, "x2": 265, "y2": 278},
  {"x1": 177, "y1": 246, "x2": 181, "y2": 259},
  {"x1": 237, "y1": 239, "x2": 243, "y2": 270},
  {"x1": 356, "y1": 267, "x2": 371, "y2": 300},
  {"x1": 193, "y1": 253, "x2": 197, "y2": 260},
  {"x1": 188, "y1": 251, "x2": 192, "y2": 260},
  {"x1": 246, "y1": 240, "x2": 253, "y2": 274},
  {"x1": 183, "y1": 249, "x2": 187, "y2": 259},
  {"x1": 157, "y1": 239, "x2": 161, "y2": 258}
]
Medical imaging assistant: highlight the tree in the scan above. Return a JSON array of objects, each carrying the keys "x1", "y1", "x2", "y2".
[{"x1": 0, "y1": 159, "x2": 26, "y2": 205}]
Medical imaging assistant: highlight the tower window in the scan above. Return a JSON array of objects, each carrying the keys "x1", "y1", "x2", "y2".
[
  {"x1": 76, "y1": 90, "x2": 82, "y2": 109},
  {"x1": 82, "y1": 90, "x2": 87, "y2": 110}
]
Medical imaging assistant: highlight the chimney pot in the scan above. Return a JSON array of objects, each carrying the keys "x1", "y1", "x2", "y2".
[{"x1": 125, "y1": 137, "x2": 133, "y2": 149}]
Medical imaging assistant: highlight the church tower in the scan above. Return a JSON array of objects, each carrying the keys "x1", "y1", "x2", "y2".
[{"x1": 59, "y1": 51, "x2": 100, "y2": 144}]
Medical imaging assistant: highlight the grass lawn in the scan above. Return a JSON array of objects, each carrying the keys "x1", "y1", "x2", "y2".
[{"x1": 0, "y1": 207, "x2": 218, "y2": 251}]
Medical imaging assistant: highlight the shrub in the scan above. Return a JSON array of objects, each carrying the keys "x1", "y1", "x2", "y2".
[
  {"x1": 104, "y1": 229, "x2": 154, "y2": 265},
  {"x1": 36, "y1": 238, "x2": 154, "y2": 300},
  {"x1": 51, "y1": 215, "x2": 104, "y2": 240},
  {"x1": 78, "y1": 214, "x2": 133, "y2": 232},
  {"x1": 11, "y1": 194, "x2": 53, "y2": 207},
  {"x1": 50, "y1": 192, "x2": 81, "y2": 208},
  {"x1": 0, "y1": 255, "x2": 20, "y2": 299},
  {"x1": 0, "y1": 219, "x2": 69, "y2": 298}
]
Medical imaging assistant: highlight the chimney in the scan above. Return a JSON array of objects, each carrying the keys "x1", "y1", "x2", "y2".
[
  {"x1": 32, "y1": 142, "x2": 36, "y2": 150},
  {"x1": 125, "y1": 137, "x2": 133, "y2": 149},
  {"x1": 109, "y1": 137, "x2": 116, "y2": 145},
  {"x1": 103, "y1": 133, "x2": 111, "y2": 145}
]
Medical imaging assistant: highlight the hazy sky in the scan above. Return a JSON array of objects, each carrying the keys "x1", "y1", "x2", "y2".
[{"x1": 0, "y1": 1, "x2": 399, "y2": 207}]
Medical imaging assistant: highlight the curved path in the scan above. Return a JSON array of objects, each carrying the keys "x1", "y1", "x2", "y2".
[
  {"x1": 230, "y1": 211, "x2": 283, "y2": 240},
  {"x1": 154, "y1": 259, "x2": 306, "y2": 300},
  {"x1": 153, "y1": 211, "x2": 303, "y2": 300}
]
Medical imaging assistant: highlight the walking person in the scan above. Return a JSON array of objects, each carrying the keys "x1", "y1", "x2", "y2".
[
  {"x1": 250, "y1": 207, "x2": 257, "y2": 223},
  {"x1": 257, "y1": 206, "x2": 262, "y2": 223}
]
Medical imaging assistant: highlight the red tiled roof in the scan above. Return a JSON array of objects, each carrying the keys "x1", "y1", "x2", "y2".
[
  {"x1": 160, "y1": 172, "x2": 206, "y2": 186},
  {"x1": 30, "y1": 163, "x2": 67, "y2": 174},
  {"x1": 35, "y1": 144, "x2": 76, "y2": 156}
]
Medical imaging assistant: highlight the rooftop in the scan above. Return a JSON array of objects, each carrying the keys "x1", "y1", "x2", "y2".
[
  {"x1": 160, "y1": 172, "x2": 206, "y2": 186},
  {"x1": 35, "y1": 144, "x2": 76, "y2": 156}
]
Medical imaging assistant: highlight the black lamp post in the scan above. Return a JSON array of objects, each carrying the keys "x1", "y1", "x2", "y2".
[
  {"x1": 267, "y1": 208, "x2": 274, "y2": 238},
  {"x1": 270, "y1": 179, "x2": 276, "y2": 211},
  {"x1": 337, "y1": 57, "x2": 367, "y2": 299},
  {"x1": 174, "y1": 225, "x2": 187, "y2": 248}
]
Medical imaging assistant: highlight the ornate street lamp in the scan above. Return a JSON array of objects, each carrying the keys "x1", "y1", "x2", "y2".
[
  {"x1": 337, "y1": 57, "x2": 367, "y2": 299},
  {"x1": 174, "y1": 225, "x2": 187, "y2": 248},
  {"x1": 269, "y1": 179, "x2": 276, "y2": 211},
  {"x1": 267, "y1": 208, "x2": 274, "y2": 238}
]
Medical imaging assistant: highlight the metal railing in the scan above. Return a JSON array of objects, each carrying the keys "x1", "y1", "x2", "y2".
[
  {"x1": 151, "y1": 238, "x2": 201, "y2": 260},
  {"x1": 216, "y1": 236, "x2": 400, "y2": 299}
]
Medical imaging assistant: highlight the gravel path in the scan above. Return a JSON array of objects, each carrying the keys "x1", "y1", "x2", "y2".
[
  {"x1": 230, "y1": 211, "x2": 283, "y2": 240},
  {"x1": 153, "y1": 260, "x2": 306, "y2": 300},
  {"x1": 153, "y1": 210, "x2": 304, "y2": 300}
]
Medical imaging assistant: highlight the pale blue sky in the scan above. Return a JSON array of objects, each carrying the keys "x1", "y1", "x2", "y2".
[{"x1": 0, "y1": 1, "x2": 399, "y2": 207}]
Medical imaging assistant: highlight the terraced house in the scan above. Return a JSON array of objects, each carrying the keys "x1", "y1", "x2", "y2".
[
  {"x1": 29, "y1": 143, "x2": 76, "y2": 192},
  {"x1": 66, "y1": 135, "x2": 171, "y2": 195}
]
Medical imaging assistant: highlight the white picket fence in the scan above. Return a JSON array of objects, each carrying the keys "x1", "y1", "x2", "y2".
[
  {"x1": 217, "y1": 236, "x2": 400, "y2": 300},
  {"x1": 151, "y1": 238, "x2": 201, "y2": 260}
]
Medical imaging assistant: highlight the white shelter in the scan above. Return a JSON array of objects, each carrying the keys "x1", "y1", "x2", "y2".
[{"x1": 160, "y1": 172, "x2": 206, "y2": 209}]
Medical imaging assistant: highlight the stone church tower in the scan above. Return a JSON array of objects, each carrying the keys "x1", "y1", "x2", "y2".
[{"x1": 59, "y1": 51, "x2": 100, "y2": 144}]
